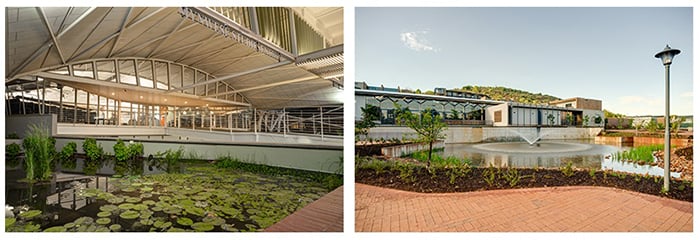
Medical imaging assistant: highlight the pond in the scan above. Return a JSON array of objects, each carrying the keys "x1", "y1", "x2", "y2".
[
  {"x1": 5, "y1": 162, "x2": 329, "y2": 232},
  {"x1": 441, "y1": 140, "x2": 681, "y2": 177}
]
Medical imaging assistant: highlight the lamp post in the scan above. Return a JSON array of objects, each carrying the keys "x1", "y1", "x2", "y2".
[{"x1": 654, "y1": 44, "x2": 680, "y2": 192}]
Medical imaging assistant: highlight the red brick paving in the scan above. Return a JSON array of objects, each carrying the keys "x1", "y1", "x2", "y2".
[
  {"x1": 355, "y1": 183, "x2": 692, "y2": 232},
  {"x1": 264, "y1": 186, "x2": 343, "y2": 232}
]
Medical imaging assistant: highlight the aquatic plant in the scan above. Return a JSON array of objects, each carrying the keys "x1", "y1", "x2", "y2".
[
  {"x1": 612, "y1": 144, "x2": 664, "y2": 164},
  {"x1": 43, "y1": 226, "x2": 66, "y2": 232},
  {"x1": 109, "y1": 224, "x2": 121, "y2": 231},
  {"x1": 153, "y1": 147, "x2": 185, "y2": 173},
  {"x1": 6, "y1": 143, "x2": 22, "y2": 168},
  {"x1": 177, "y1": 217, "x2": 193, "y2": 226},
  {"x1": 82, "y1": 138, "x2": 104, "y2": 175},
  {"x1": 22, "y1": 124, "x2": 53, "y2": 181},
  {"x1": 113, "y1": 139, "x2": 145, "y2": 175},
  {"x1": 191, "y1": 222, "x2": 214, "y2": 232},
  {"x1": 18, "y1": 210, "x2": 42, "y2": 219},
  {"x1": 96, "y1": 218, "x2": 111, "y2": 225},
  {"x1": 119, "y1": 210, "x2": 139, "y2": 219},
  {"x1": 214, "y1": 156, "x2": 342, "y2": 191},
  {"x1": 58, "y1": 142, "x2": 78, "y2": 169}
]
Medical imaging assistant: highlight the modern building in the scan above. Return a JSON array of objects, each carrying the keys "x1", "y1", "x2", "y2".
[
  {"x1": 5, "y1": 7, "x2": 344, "y2": 173},
  {"x1": 356, "y1": 82, "x2": 604, "y2": 128}
]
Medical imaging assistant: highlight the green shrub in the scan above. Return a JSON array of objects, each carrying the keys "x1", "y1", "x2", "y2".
[
  {"x1": 394, "y1": 162, "x2": 416, "y2": 183},
  {"x1": 59, "y1": 142, "x2": 78, "y2": 169},
  {"x1": 6, "y1": 143, "x2": 22, "y2": 167},
  {"x1": 482, "y1": 164, "x2": 498, "y2": 187},
  {"x1": 7, "y1": 132, "x2": 20, "y2": 139},
  {"x1": 82, "y1": 138, "x2": 104, "y2": 175},
  {"x1": 501, "y1": 167, "x2": 521, "y2": 187},
  {"x1": 560, "y1": 162, "x2": 574, "y2": 177},
  {"x1": 113, "y1": 139, "x2": 144, "y2": 176},
  {"x1": 154, "y1": 147, "x2": 185, "y2": 173},
  {"x1": 22, "y1": 124, "x2": 53, "y2": 181}
]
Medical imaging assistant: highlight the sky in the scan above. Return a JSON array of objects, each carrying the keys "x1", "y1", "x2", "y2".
[{"x1": 356, "y1": 7, "x2": 693, "y2": 116}]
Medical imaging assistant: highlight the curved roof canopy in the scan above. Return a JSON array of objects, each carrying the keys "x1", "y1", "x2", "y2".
[{"x1": 6, "y1": 7, "x2": 343, "y2": 109}]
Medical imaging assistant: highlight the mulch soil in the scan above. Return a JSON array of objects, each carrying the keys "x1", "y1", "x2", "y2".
[{"x1": 356, "y1": 167, "x2": 693, "y2": 202}]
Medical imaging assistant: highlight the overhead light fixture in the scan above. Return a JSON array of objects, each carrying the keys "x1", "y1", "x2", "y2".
[
  {"x1": 140, "y1": 96, "x2": 144, "y2": 99},
  {"x1": 184, "y1": 101, "x2": 188, "y2": 104},
  {"x1": 111, "y1": 92, "x2": 115, "y2": 96}
]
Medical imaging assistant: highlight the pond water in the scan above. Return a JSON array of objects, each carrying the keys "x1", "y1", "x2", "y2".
[
  {"x1": 5, "y1": 162, "x2": 329, "y2": 232},
  {"x1": 441, "y1": 140, "x2": 681, "y2": 177}
]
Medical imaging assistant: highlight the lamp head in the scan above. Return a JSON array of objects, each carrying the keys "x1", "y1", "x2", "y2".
[{"x1": 654, "y1": 44, "x2": 681, "y2": 65}]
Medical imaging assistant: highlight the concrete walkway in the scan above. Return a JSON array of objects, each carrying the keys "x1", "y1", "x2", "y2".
[
  {"x1": 355, "y1": 183, "x2": 692, "y2": 232},
  {"x1": 265, "y1": 186, "x2": 343, "y2": 232}
]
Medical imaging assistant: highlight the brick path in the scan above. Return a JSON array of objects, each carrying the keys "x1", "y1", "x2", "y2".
[
  {"x1": 355, "y1": 184, "x2": 692, "y2": 232},
  {"x1": 265, "y1": 186, "x2": 343, "y2": 232}
]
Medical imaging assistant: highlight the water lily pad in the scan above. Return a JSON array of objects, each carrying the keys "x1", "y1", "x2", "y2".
[
  {"x1": 119, "y1": 210, "x2": 139, "y2": 219},
  {"x1": 139, "y1": 210, "x2": 154, "y2": 219},
  {"x1": 109, "y1": 224, "x2": 122, "y2": 231},
  {"x1": 140, "y1": 218, "x2": 154, "y2": 226},
  {"x1": 151, "y1": 206, "x2": 163, "y2": 212},
  {"x1": 140, "y1": 187, "x2": 154, "y2": 192},
  {"x1": 125, "y1": 197, "x2": 142, "y2": 203},
  {"x1": 177, "y1": 217, "x2": 193, "y2": 226},
  {"x1": 74, "y1": 216, "x2": 94, "y2": 225},
  {"x1": 167, "y1": 227, "x2": 186, "y2": 232},
  {"x1": 96, "y1": 218, "x2": 111, "y2": 225},
  {"x1": 99, "y1": 204, "x2": 118, "y2": 212},
  {"x1": 154, "y1": 220, "x2": 172, "y2": 229},
  {"x1": 163, "y1": 206, "x2": 182, "y2": 215},
  {"x1": 133, "y1": 204, "x2": 148, "y2": 211},
  {"x1": 5, "y1": 218, "x2": 16, "y2": 228},
  {"x1": 158, "y1": 196, "x2": 172, "y2": 201},
  {"x1": 184, "y1": 206, "x2": 205, "y2": 216},
  {"x1": 131, "y1": 182, "x2": 143, "y2": 187},
  {"x1": 118, "y1": 203, "x2": 135, "y2": 210},
  {"x1": 108, "y1": 197, "x2": 125, "y2": 204},
  {"x1": 202, "y1": 216, "x2": 226, "y2": 226},
  {"x1": 95, "y1": 226, "x2": 110, "y2": 232},
  {"x1": 43, "y1": 226, "x2": 67, "y2": 232},
  {"x1": 219, "y1": 206, "x2": 241, "y2": 216},
  {"x1": 23, "y1": 222, "x2": 42, "y2": 232},
  {"x1": 221, "y1": 223, "x2": 238, "y2": 232},
  {"x1": 191, "y1": 222, "x2": 214, "y2": 232},
  {"x1": 19, "y1": 210, "x2": 42, "y2": 219},
  {"x1": 122, "y1": 187, "x2": 136, "y2": 192},
  {"x1": 63, "y1": 222, "x2": 76, "y2": 228},
  {"x1": 142, "y1": 200, "x2": 156, "y2": 206},
  {"x1": 97, "y1": 211, "x2": 111, "y2": 218},
  {"x1": 140, "y1": 193, "x2": 153, "y2": 198}
]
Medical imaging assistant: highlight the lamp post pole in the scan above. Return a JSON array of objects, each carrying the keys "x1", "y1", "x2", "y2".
[{"x1": 654, "y1": 45, "x2": 680, "y2": 192}]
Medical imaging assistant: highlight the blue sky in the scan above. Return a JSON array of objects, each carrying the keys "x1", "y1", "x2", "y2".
[{"x1": 356, "y1": 7, "x2": 693, "y2": 116}]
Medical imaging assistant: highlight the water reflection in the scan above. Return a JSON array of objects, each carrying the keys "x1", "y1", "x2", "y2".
[{"x1": 441, "y1": 139, "x2": 681, "y2": 177}]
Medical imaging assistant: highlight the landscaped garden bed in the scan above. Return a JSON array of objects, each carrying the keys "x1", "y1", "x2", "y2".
[{"x1": 356, "y1": 157, "x2": 693, "y2": 202}]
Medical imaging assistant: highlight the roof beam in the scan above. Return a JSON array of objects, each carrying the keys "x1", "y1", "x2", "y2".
[
  {"x1": 108, "y1": 7, "x2": 133, "y2": 57},
  {"x1": 209, "y1": 75, "x2": 319, "y2": 97},
  {"x1": 124, "y1": 7, "x2": 166, "y2": 29},
  {"x1": 117, "y1": 23, "x2": 198, "y2": 56},
  {"x1": 36, "y1": 7, "x2": 66, "y2": 64},
  {"x1": 166, "y1": 60, "x2": 291, "y2": 93},
  {"x1": 146, "y1": 17, "x2": 187, "y2": 58},
  {"x1": 8, "y1": 7, "x2": 97, "y2": 79},
  {"x1": 68, "y1": 8, "x2": 113, "y2": 61}
]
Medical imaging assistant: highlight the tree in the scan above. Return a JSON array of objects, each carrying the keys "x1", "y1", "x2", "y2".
[
  {"x1": 646, "y1": 118, "x2": 660, "y2": 133},
  {"x1": 633, "y1": 120, "x2": 646, "y2": 136},
  {"x1": 415, "y1": 89, "x2": 422, "y2": 94},
  {"x1": 394, "y1": 103, "x2": 447, "y2": 167},
  {"x1": 449, "y1": 109, "x2": 461, "y2": 120},
  {"x1": 670, "y1": 115, "x2": 686, "y2": 137},
  {"x1": 356, "y1": 104, "x2": 381, "y2": 142}
]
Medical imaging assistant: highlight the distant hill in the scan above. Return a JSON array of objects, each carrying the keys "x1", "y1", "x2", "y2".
[{"x1": 459, "y1": 85, "x2": 560, "y2": 105}]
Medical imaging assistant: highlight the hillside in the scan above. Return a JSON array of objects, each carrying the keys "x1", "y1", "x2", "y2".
[{"x1": 459, "y1": 85, "x2": 560, "y2": 105}]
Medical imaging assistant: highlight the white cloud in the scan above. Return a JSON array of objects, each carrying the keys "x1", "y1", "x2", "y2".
[{"x1": 400, "y1": 31, "x2": 438, "y2": 52}]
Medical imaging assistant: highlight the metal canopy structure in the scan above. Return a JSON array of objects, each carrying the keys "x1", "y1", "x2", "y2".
[{"x1": 6, "y1": 7, "x2": 344, "y2": 109}]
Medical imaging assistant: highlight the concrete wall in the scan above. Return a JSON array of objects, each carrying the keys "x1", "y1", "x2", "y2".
[
  {"x1": 57, "y1": 124, "x2": 166, "y2": 136},
  {"x1": 582, "y1": 109, "x2": 605, "y2": 127},
  {"x1": 381, "y1": 141, "x2": 445, "y2": 158},
  {"x1": 368, "y1": 126, "x2": 604, "y2": 144},
  {"x1": 5, "y1": 114, "x2": 57, "y2": 138},
  {"x1": 54, "y1": 137, "x2": 342, "y2": 174}
]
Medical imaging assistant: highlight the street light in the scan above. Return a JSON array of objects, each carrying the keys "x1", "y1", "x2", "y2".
[{"x1": 654, "y1": 44, "x2": 681, "y2": 192}]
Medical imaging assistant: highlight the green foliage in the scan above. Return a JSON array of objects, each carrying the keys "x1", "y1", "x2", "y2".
[
  {"x1": 582, "y1": 115, "x2": 590, "y2": 127},
  {"x1": 394, "y1": 103, "x2": 447, "y2": 166},
  {"x1": 603, "y1": 109, "x2": 626, "y2": 119},
  {"x1": 215, "y1": 156, "x2": 342, "y2": 191},
  {"x1": 612, "y1": 144, "x2": 663, "y2": 164},
  {"x1": 153, "y1": 147, "x2": 185, "y2": 173},
  {"x1": 356, "y1": 104, "x2": 381, "y2": 142},
  {"x1": 7, "y1": 132, "x2": 20, "y2": 139},
  {"x1": 460, "y1": 85, "x2": 560, "y2": 104},
  {"x1": 59, "y1": 142, "x2": 78, "y2": 169},
  {"x1": 82, "y1": 138, "x2": 104, "y2": 175},
  {"x1": 113, "y1": 139, "x2": 145, "y2": 176},
  {"x1": 449, "y1": 109, "x2": 461, "y2": 120},
  {"x1": 645, "y1": 118, "x2": 660, "y2": 132},
  {"x1": 6, "y1": 143, "x2": 22, "y2": 167},
  {"x1": 501, "y1": 168, "x2": 521, "y2": 187},
  {"x1": 444, "y1": 165, "x2": 470, "y2": 184},
  {"x1": 361, "y1": 158, "x2": 391, "y2": 175},
  {"x1": 560, "y1": 162, "x2": 575, "y2": 177},
  {"x1": 22, "y1": 124, "x2": 53, "y2": 181},
  {"x1": 482, "y1": 164, "x2": 498, "y2": 187},
  {"x1": 393, "y1": 162, "x2": 416, "y2": 183},
  {"x1": 588, "y1": 168, "x2": 596, "y2": 179}
]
